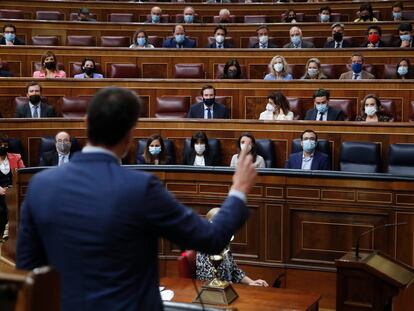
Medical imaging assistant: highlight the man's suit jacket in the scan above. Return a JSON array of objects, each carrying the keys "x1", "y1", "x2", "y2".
[
  {"x1": 285, "y1": 151, "x2": 331, "y2": 170},
  {"x1": 162, "y1": 37, "x2": 196, "y2": 48},
  {"x1": 250, "y1": 42, "x2": 278, "y2": 48},
  {"x1": 304, "y1": 107, "x2": 345, "y2": 121},
  {"x1": 0, "y1": 37, "x2": 25, "y2": 45},
  {"x1": 15, "y1": 102, "x2": 56, "y2": 118},
  {"x1": 324, "y1": 39, "x2": 351, "y2": 48},
  {"x1": 207, "y1": 41, "x2": 235, "y2": 48},
  {"x1": 16, "y1": 152, "x2": 248, "y2": 310},
  {"x1": 360, "y1": 39, "x2": 388, "y2": 47},
  {"x1": 183, "y1": 151, "x2": 221, "y2": 166},
  {"x1": 283, "y1": 40, "x2": 315, "y2": 48},
  {"x1": 187, "y1": 102, "x2": 229, "y2": 119},
  {"x1": 339, "y1": 70, "x2": 375, "y2": 80},
  {"x1": 38, "y1": 150, "x2": 74, "y2": 166}
]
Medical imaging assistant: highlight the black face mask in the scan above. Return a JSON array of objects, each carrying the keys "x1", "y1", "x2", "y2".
[
  {"x1": 0, "y1": 146, "x2": 8, "y2": 156},
  {"x1": 45, "y1": 62, "x2": 56, "y2": 70},
  {"x1": 333, "y1": 32, "x2": 343, "y2": 42},
  {"x1": 84, "y1": 67, "x2": 94, "y2": 76},
  {"x1": 226, "y1": 70, "x2": 238, "y2": 79},
  {"x1": 29, "y1": 95, "x2": 41, "y2": 104},
  {"x1": 286, "y1": 17, "x2": 295, "y2": 22},
  {"x1": 360, "y1": 15, "x2": 370, "y2": 21},
  {"x1": 203, "y1": 98, "x2": 215, "y2": 106}
]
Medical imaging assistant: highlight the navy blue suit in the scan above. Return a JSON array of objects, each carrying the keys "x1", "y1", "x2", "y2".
[
  {"x1": 304, "y1": 107, "x2": 344, "y2": 121},
  {"x1": 286, "y1": 151, "x2": 331, "y2": 170},
  {"x1": 16, "y1": 152, "x2": 248, "y2": 310},
  {"x1": 162, "y1": 37, "x2": 196, "y2": 48},
  {"x1": 187, "y1": 102, "x2": 229, "y2": 119}
]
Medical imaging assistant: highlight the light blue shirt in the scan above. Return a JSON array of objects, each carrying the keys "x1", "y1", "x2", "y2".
[
  {"x1": 264, "y1": 73, "x2": 293, "y2": 80},
  {"x1": 301, "y1": 152, "x2": 314, "y2": 170},
  {"x1": 29, "y1": 102, "x2": 41, "y2": 118},
  {"x1": 203, "y1": 104, "x2": 214, "y2": 119}
]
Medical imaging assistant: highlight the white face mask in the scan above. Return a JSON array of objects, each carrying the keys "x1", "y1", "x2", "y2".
[
  {"x1": 307, "y1": 68, "x2": 318, "y2": 77},
  {"x1": 259, "y1": 35, "x2": 268, "y2": 45},
  {"x1": 266, "y1": 103, "x2": 274, "y2": 112},
  {"x1": 273, "y1": 63, "x2": 284, "y2": 73},
  {"x1": 240, "y1": 143, "x2": 252, "y2": 152},
  {"x1": 365, "y1": 106, "x2": 377, "y2": 117},
  {"x1": 215, "y1": 35, "x2": 225, "y2": 44},
  {"x1": 194, "y1": 143, "x2": 206, "y2": 155}
]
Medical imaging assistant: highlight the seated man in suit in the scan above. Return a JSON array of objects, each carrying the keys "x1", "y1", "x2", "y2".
[
  {"x1": 182, "y1": 6, "x2": 199, "y2": 24},
  {"x1": 250, "y1": 25, "x2": 278, "y2": 48},
  {"x1": 188, "y1": 85, "x2": 229, "y2": 119},
  {"x1": 0, "y1": 24, "x2": 25, "y2": 46},
  {"x1": 286, "y1": 129, "x2": 331, "y2": 170},
  {"x1": 15, "y1": 81, "x2": 56, "y2": 118},
  {"x1": 360, "y1": 25, "x2": 388, "y2": 48},
  {"x1": 324, "y1": 23, "x2": 351, "y2": 48},
  {"x1": 162, "y1": 24, "x2": 196, "y2": 48},
  {"x1": 283, "y1": 26, "x2": 315, "y2": 48},
  {"x1": 77, "y1": 7, "x2": 96, "y2": 22},
  {"x1": 147, "y1": 6, "x2": 163, "y2": 23},
  {"x1": 207, "y1": 25, "x2": 234, "y2": 48},
  {"x1": 339, "y1": 52, "x2": 375, "y2": 80},
  {"x1": 393, "y1": 22, "x2": 413, "y2": 47},
  {"x1": 39, "y1": 131, "x2": 74, "y2": 166},
  {"x1": 304, "y1": 88, "x2": 345, "y2": 121}
]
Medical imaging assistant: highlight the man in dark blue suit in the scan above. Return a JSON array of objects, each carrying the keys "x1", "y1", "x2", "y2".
[
  {"x1": 249, "y1": 25, "x2": 278, "y2": 48},
  {"x1": 304, "y1": 88, "x2": 345, "y2": 121},
  {"x1": 286, "y1": 129, "x2": 331, "y2": 170},
  {"x1": 16, "y1": 87, "x2": 256, "y2": 310},
  {"x1": 324, "y1": 23, "x2": 352, "y2": 48},
  {"x1": 162, "y1": 24, "x2": 196, "y2": 48},
  {"x1": 187, "y1": 85, "x2": 229, "y2": 119}
]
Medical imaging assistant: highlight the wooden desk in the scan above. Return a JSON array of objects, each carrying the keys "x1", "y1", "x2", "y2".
[{"x1": 160, "y1": 277, "x2": 321, "y2": 311}]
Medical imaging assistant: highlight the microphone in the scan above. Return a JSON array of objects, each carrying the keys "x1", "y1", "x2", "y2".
[{"x1": 354, "y1": 222, "x2": 407, "y2": 259}]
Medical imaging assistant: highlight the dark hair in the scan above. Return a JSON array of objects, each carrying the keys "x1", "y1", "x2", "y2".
[
  {"x1": 367, "y1": 25, "x2": 382, "y2": 36},
  {"x1": 396, "y1": 58, "x2": 411, "y2": 78},
  {"x1": 222, "y1": 58, "x2": 242, "y2": 79},
  {"x1": 283, "y1": 9, "x2": 296, "y2": 22},
  {"x1": 237, "y1": 132, "x2": 257, "y2": 162},
  {"x1": 191, "y1": 131, "x2": 209, "y2": 154},
  {"x1": 392, "y1": 1, "x2": 403, "y2": 10},
  {"x1": 143, "y1": 134, "x2": 167, "y2": 164},
  {"x1": 81, "y1": 58, "x2": 96, "y2": 68},
  {"x1": 133, "y1": 29, "x2": 148, "y2": 43},
  {"x1": 359, "y1": 2, "x2": 374, "y2": 19},
  {"x1": 351, "y1": 52, "x2": 364, "y2": 61},
  {"x1": 26, "y1": 81, "x2": 42, "y2": 93},
  {"x1": 214, "y1": 25, "x2": 227, "y2": 36},
  {"x1": 0, "y1": 134, "x2": 9, "y2": 144},
  {"x1": 313, "y1": 88, "x2": 330, "y2": 100},
  {"x1": 2, "y1": 24, "x2": 16, "y2": 33},
  {"x1": 256, "y1": 24, "x2": 269, "y2": 33},
  {"x1": 267, "y1": 91, "x2": 290, "y2": 115},
  {"x1": 40, "y1": 51, "x2": 57, "y2": 69},
  {"x1": 200, "y1": 85, "x2": 215, "y2": 96},
  {"x1": 320, "y1": 6, "x2": 331, "y2": 14},
  {"x1": 398, "y1": 23, "x2": 413, "y2": 32},
  {"x1": 87, "y1": 87, "x2": 141, "y2": 146},
  {"x1": 361, "y1": 93, "x2": 382, "y2": 114},
  {"x1": 301, "y1": 129, "x2": 318, "y2": 141}
]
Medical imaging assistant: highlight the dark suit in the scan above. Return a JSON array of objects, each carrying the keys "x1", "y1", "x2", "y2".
[
  {"x1": 38, "y1": 150, "x2": 74, "y2": 166},
  {"x1": 392, "y1": 38, "x2": 413, "y2": 48},
  {"x1": 286, "y1": 151, "x2": 331, "y2": 170},
  {"x1": 187, "y1": 102, "x2": 229, "y2": 119},
  {"x1": 360, "y1": 39, "x2": 388, "y2": 47},
  {"x1": 250, "y1": 42, "x2": 278, "y2": 48},
  {"x1": 15, "y1": 102, "x2": 56, "y2": 118},
  {"x1": 304, "y1": 107, "x2": 345, "y2": 121},
  {"x1": 207, "y1": 41, "x2": 235, "y2": 48},
  {"x1": 324, "y1": 39, "x2": 351, "y2": 48},
  {"x1": 283, "y1": 40, "x2": 315, "y2": 48},
  {"x1": 0, "y1": 37, "x2": 25, "y2": 45},
  {"x1": 183, "y1": 151, "x2": 221, "y2": 166},
  {"x1": 162, "y1": 37, "x2": 196, "y2": 48},
  {"x1": 16, "y1": 152, "x2": 248, "y2": 310}
]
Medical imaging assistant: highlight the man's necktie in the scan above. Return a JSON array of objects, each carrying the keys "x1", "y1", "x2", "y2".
[
  {"x1": 207, "y1": 108, "x2": 212, "y2": 119},
  {"x1": 353, "y1": 73, "x2": 360, "y2": 80},
  {"x1": 33, "y1": 105, "x2": 39, "y2": 118},
  {"x1": 319, "y1": 112, "x2": 324, "y2": 121},
  {"x1": 335, "y1": 42, "x2": 340, "y2": 48},
  {"x1": 58, "y1": 155, "x2": 65, "y2": 166},
  {"x1": 218, "y1": 44, "x2": 223, "y2": 49}
]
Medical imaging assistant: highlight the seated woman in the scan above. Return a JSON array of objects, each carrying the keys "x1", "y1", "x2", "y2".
[
  {"x1": 33, "y1": 51, "x2": 66, "y2": 78},
  {"x1": 282, "y1": 9, "x2": 297, "y2": 23},
  {"x1": 354, "y1": 3, "x2": 378, "y2": 22},
  {"x1": 355, "y1": 94, "x2": 391, "y2": 122},
  {"x1": 264, "y1": 55, "x2": 292, "y2": 81},
  {"x1": 221, "y1": 58, "x2": 243, "y2": 79},
  {"x1": 396, "y1": 58, "x2": 412, "y2": 80},
  {"x1": 301, "y1": 58, "x2": 327, "y2": 80},
  {"x1": 259, "y1": 91, "x2": 294, "y2": 121},
  {"x1": 129, "y1": 29, "x2": 155, "y2": 49},
  {"x1": 183, "y1": 131, "x2": 221, "y2": 166},
  {"x1": 74, "y1": 58, "x2": 103, "y2": 79},
  {"x1": 196, "y1": 208, "x2": 268, "y2": 287},
  {"x1": 136, "y1": 134, "x2": 169, "y2": 164},
  {"x1": 230, "y1": 133, "x2": 266, "y2": 168},
  {"x1": 0, "y1": 134, "x2": 25, "y2": 242}
]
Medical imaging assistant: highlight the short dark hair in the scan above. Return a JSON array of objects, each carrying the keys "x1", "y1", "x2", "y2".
[
  {"x1": 214, "y1": 25, "x2": 227, "y2": 36},
  {"x1": 313, "y1": 88, "x2": 330, "y2": 100},
  {"x1": 81, "y1": 58, "x2": 96, "y2": 68},
  {"x1": 191, "y1": 131, "x2": 209, "y2": 153},
  {"x1": 2, "y1": 24, "x2": 16, "y2": 33},
  {"x1": 320, "y1": 6, "x2": 331, "y2": 14},
  {"x1": 26, "y1": 81, "x2": 41, "y2": 93},
  {"x1": 392, "y1": 1, "x2": 403, "y2": 10},
  {"x1": 87, "y1": 87, "x2": 141, "y2": 146},
  {"x1": 367, "y1": 25, "x2": 382, "y2": 36},
  {"x1": 359, "y1": 2, "x2": 374, "y2": 15},
  {"x1": 200, "y1": 85, "x2": 215, "y2": 96},
  {"x1": 351, "y1": 52, "x2": 364, "y2": 61},
  {"x1": 301, "y1": 129, "x2": 318, "y2": 141},
  {"x1": 267, "y1": 91, "x2": 290, "y2": 115},
  {"x1": 398, "y1": 23, "x2": 413, "y2": 32},
  {"x1": 0, "y1": 134, "x2": 9, "y2": 144},
  {"x1": 256, "y1": 24, "x2": 269, "y2": 33},
  {"x1": 133, "y1": 29, "x2": 148, "y2": 43},
  {"x1": 222, "y1": 58, "x2": 242, "y2": 79}
]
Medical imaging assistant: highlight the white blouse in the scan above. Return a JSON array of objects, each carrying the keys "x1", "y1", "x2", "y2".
[
  {"x1": 230, "y1": 154, "x2": 266, "y2": 168},
  {"x1": 193, "y1": 155, "x2": 205, "y2": 166},
  {"x1": 259, "y1": 110, "x2": 294, "y2": 121}
]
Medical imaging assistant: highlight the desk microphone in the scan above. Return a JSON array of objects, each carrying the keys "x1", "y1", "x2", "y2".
[{"x1": 354, "y1": 222, "x2": 407, "y2": 259}]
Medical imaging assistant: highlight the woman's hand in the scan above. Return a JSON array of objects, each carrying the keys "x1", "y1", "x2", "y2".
[
  {"x1": 0, "y1": 186, "x2": 6, "y2": 195},
  {"x1": 249, "y1": 279, "x2": 269, "y2": 287}
]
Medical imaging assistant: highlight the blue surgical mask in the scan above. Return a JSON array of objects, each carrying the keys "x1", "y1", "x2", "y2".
[
  {"x1": 398, "y1": 66, "x2": 408, "y2": 76},
  {"x1": 137, "y1": 37, "x2": 146, "y2": 46},
  {"x1": 400, "y1": 34, "x2": 411, "y2": 42},
  {"x1": 393, "y1": 12, "x2": 402, "y2": 20},
  {"x1": 351, "y1": 63, "x2": 363, "y2": 74},
  {"x1": 151, "y1": 15, "x2": 160, "y2": 23},
  {"x1": 291, "y1": 35, "x2": 301, "y2": 46},
  {"x1": 316, "y1": 103, "x2": 328, "y2": 114},
  {"x1": 184, "y1": 15, "x2": 193, "y2": 23},
  {"x1": 4, "y1": 33, "x2": 15, "y2": 42},
  {"x1": 149, "y1": 146, "x2": 161, "y2": 155},
  {"x1": 302, "y1": 140, "x2": 316, "y2": 153},
  {"x1": 175, "y1": 34, "x2": 185, "y2": 44},
  {"x1": 320, "y1": 14, "x2": 330, "y2": 22}
]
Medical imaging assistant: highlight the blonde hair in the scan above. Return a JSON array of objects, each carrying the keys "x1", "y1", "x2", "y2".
[
  {"x1": 269, "y1": 55, "x2": 289, "y2": 78},
  {"x1": 302, "y1": 57, "x2": 327, "y2": 80}
]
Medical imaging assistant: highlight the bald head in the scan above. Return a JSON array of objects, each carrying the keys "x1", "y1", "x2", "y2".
[
  {"x1": 151, "y1": 6, "x2": 162, "y2": 15},
  {"x1": 206, "y1": 208, "x2": 220, "y2": 221}
]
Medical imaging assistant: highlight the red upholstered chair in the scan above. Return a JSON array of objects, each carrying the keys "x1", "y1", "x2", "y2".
[
  {"x1": 107, "y1": 64, "x2": 139, "y2": 78},
  {"x1": 61, "y1": 97, "x2": 91, "y2": 118},
  {"x1": 36, "y1": 11, "x2": 64, "y2": 21},
  {"x1": 145, "y1": 14, "x2": 170, "y2": 23},
  {"x1": 67, "y1": 35, "x2": 96, "y2": 47},
  {"x1": 31, "y1": 36, "x2": 59, "y2": 46},
  {"x1": 329, "y1": 99, "x2": 353, "y2": 121},
  {"x1": 174, "y1": 64, "x2": 205, "y2": 79},
  {"x1": 244, "y1": 15, "x2": 267, "y2": 23},
  {"x1": 177, "y1": 250, "x2": 197, "y2": 279},
  {"x1": 381, "y1": 33, "x2": 395, "y2": 47},
  {"x1": 382, "y1": 64, "x2": 397, "y2": 79},
  {"x1": 287, "y1": 97, "x2": 303, "y2": 120},
  {"x1": 0, "y1": 61, "x2": 10, "y2": 72},
  {"x1": 403, "y1": 10, "x2": 414, "y2": 20},
  {"x1": 108, "y1": 13, "x2": 134, "y2": 22},
  {"x1": 148, "y1": 36, "x2": 163, "y2": 48},
  {"x1": 70, "y1": 62, "x2": 102, "y2": 77},
  {"x1": 215, "y1": 63, "x2": 247, "y2": 79},
  {"x1": 195, "y1": 96, "x2": 228, "y2": 107},
  {"x1": 320, "y1": 64, "x2": 337, "y2": 79},
  {"x1": 15, "y1": 96, "x2": 48, "y2": 111},
  {"x1": 287, "y1": 64, "x2": 304, "y2": 80},
  {"x1": 213, "y1": 15, "x2": 236, "y2": 23},
  {"x1": 380, "y1": 99, "x2": 396, "y2": 122},
  {"x1": 100, "y1": 36, "x2": 130, "y2": 47},
  {"x1": 155, "y1": 96, "x2": 190, "y2": 118},
  {"x1": 69, "y1": 12, "x2": 98, "y2": 21},
  {"x1": 0, "y1": 9, "x2": 25, "y2": 19}
]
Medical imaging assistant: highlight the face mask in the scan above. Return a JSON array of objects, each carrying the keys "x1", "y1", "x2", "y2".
[
  {"x1": 351, "y1": 63, "x2": 363, "y2": 73},
  {"x1": 29, "y1": 95, "x2": 41, "y2": 104},
  {"x1": 273, "y1": 63, "x2": 283, "y2": 73},
  {"x1": 175, "y1": 34, "x2": 185, "y2": 44},
  {"x1": 151, "y1": 15, "x2": 160, "y2": 23},
  {"x1": 44, "y1": 62, "x2": 56, "y2": 70},
  {"x1": 302, "y1": 140, "x2": 316, "y2": 153},
  {"x1": 226, "y1": 70, "x2": 238, "y2": 79},
  {"x1": 291, "y1": 35, "x2": 301, "y2": 46},
  {"x1": 240, "y1": 143, "x2": 252, "y2": 153},
  {"x1": 286, "y1": 17, "x2": 295, "y2": 22},
  {"x1": 400, "y1": 34, "x2": 411, "y2": 42},
  {"x1": 194, "y1": 144, "x2": 206, "y2": 155},
  {"x1": 184, "y1": 15, "x2": 193, "y2": 23},
  {"x1": 398, "y1": 66, "x2": 408, "y2": 76},
  {"x1": 259, "y1": 35, "x2": 268, "y2": 45},
  {"x1": 393, "y1": 12, "x2": 402, "y2": 20},
  {"x1": 203, "y1": 98, "x2": 215, "y2": 106},
  {"x1": 0, "y1": 146, "x2": 8, "y2": 156},
  {"x1": 308, "y1": 68, "x2": 318, "y2": 77},
  {"x1": 149, "y1": 146, "x2": 161, "y2": 155},
  {"x1": 137, "y1": 37, "x2": 146, "y2": 46},
  {"x1": 365, "y1": 106, "x2": 377, "y2": 117},
  {"x1": 4, "y1": 33, "x2": 15, "y2": 42},
  {"x1": 333, "y1": 32, "x2": 343, "y2": 42},
  {"x1": 316, "y1": 103, "x2": 328, "y2": 114},
  {"x1": 360, "y1": 15, "x2": 370, "y2": 21},
  {"x1": 320, "y1": 14, "x2": 330, "y2": 22},
  {"x1": 266, "y1": 103, "x2": 274, "y2": 112},
  {"x1": 83, "y1": 67, "x2": 94, "y2": 76},
  {"x1": 56, "y1": 142, "x2": 71, "y2": 154},
  {"x1": 215, "y1": 35, "x2": 224, "y2": 44},
  {"x1": 368, "y1": 33, "x2": 380, "y2": 44}
]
